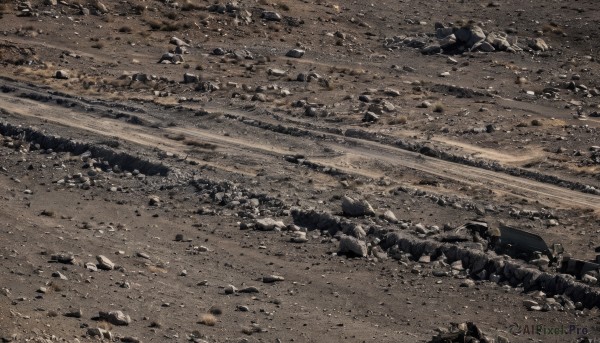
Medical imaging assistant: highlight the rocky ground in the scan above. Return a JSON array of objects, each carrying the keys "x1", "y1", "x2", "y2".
[{"x1": 1, "y1": 0, "x2": 600, "y2": 342}]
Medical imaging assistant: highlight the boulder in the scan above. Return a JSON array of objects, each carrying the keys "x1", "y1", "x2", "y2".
[
  {"x1": 341, "y1": 195, "x2": 375, "y2": 217},
  {"x1": 466, "y1": 25, "x2": 486, "y2": 48},
  {"x1": 338, "y1": 235, "x2": 368, "y2": 257},
  {"x1": 183, "y1": 73, "x2": 199, "y2": 84}
]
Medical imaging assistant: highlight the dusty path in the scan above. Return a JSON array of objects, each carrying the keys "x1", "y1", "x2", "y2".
[{"x1": 1, "y1": 86, "x2": 599, "y2": 212}]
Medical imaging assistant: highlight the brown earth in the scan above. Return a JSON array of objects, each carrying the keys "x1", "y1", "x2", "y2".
[{"x1": 1, "y1": 0, "x2": 600, "y2": 342}]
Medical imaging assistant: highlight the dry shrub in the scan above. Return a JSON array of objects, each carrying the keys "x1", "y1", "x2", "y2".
[
  {"x1": 209, "y1": 306, "x2": 222, "y2": 316},
  {"x1": 97, "y1": 321, "x2": 113, "y2": 330},
  {"x1": 542, "y1": 22, "x2": 564, "y2": 35},
  {"x1": 181, "y1": 0, "x2": 202, "y2": 11},
  {"x1": 147, "y1": 265, "x2": 168, "y2": 274},
  {"x1": 432, "y1": 102, "x2": 444, "y2": 113},
  {"x1": 198, "y1": 313, "x2": 217, "y2": 326},
  {"x1": 388, "y1": 115, "x2": 407, "y2": 125},
  {"x1": 531, "y1": 119, "x2": 543, "y2": 126},
  {"x1": 161, "y1": 21, "x2": 181, "y2": 31},
  {"x1": 132, "y1": 2, "x2": 145, "y2": 14},
  {"x1": 146, "y1": 19, "x2": 162, "y2": 30}
]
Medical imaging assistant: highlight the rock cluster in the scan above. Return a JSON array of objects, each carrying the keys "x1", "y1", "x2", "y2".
[{"x1": 384, "y1": 22, "x2": 550, "y2": 55}]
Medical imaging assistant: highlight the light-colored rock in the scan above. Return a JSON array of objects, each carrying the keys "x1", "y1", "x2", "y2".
[
  {"x1": 382, "y1": 210, "x2": 398, "y2": 223},
  {"x1": 224, "y1": 284, "x2": 237, "y2": 294},
  {"x1": 268, "y1": 68, "x2": 286, "y2": 77},
  {"x1": 148, "y1": 195, "x2": 160, "y2": 206},
  {"x1": 170, "y1": 36, "x2": 190, "y2": 47},
  {"x1": 460, "y1": 279, "x2": 475, "y2": 287},
  {"x1": 523, "y1": 299, "x2": 539, "y2": 310},
  {"x1": 255, "y1": 218, "x2": 286, "y2": 231},
  {"x1": 363, "y1": 111, "x2": 379, "y2": 122},
  {"x1": 529, "y1": 38, "x2": 549, "y2": 52},
  {"x1": 55, "y1": 70, "x2": 69, "y2": 79},
  {"x1": 96, "y1": 255, "x2": 114, "y2": 270},
  {"x1": 290, "y1": 231, "x2": 308, "y2": 243},
  {"x1": 262, "y1": 11, "x2": 281, "y2": 21},
  {"x1": 338, "y1": 235, "x2": 368, "y2": 257},
  {"x1": 88, "y1": 328, "x2": 112, "y2": 339},
  {"x1": 341, "y1": 195, "x2": 375, "y2": 217},
  {"x1": 94, "y1": 1, "x2": 108, "y2": 13},
  {"x1": 99, "y1": 310, "x2": 131, "y2": 326}
]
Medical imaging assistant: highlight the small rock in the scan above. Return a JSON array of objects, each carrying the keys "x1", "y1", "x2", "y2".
[
  {"x1": 529, "y1": 38, "x2": 549, "y2": 52},
  {"x1": 170, "y1": 36, "x2": 190, "y2": 47},
  {"x1": 523, "y1": 299, "x2": 539, "y2": 310},
  {"x1": 255, "y1": 218, "x2": 286, "y2": 231},
  {"x1": 239, "y1": 286, "x2": 260, "y2": 293},
  {"x1": 64, "y1": 309, "x2": 83, "y2": 318},
  {"x1": 268, "y1": 68, "x2": 286, "y2": 77},
  {"x1": 262, "y1": 11, "x2": 281, "y2": 21},
  {"x1": 98, "y1": 310, "x2": 131, "y2": 326},
  {"x1": 96, "y1": 255, "x2": 114, "y2": 270},
  {"x1": 55, "y1": 70, "x2": 69, "y2": 79},
  {"x1": 262, "y1": 275, "x2": 285, "y2": 283},
  {"x1": 148, "y1": 195, "x2": 160, "y2": 206},
  {"x1": 290, "y1": 231, "x2": 308, "y2": 243},
  {"x1": 85, "y1": 262, "x2": 98, "y2": 272},
  {"x1": 582, "y1": 274, "x2": 598, "y2": 285},
  {"x1": 381, "y1": 210, "x2": 398, "y2": 223},
  {"x1": 224, "y1": 284, "x2": 237, "y2": 294},
  {"x1": 286, "y1": 49, "x2": 305, "y2": 58},
  {"x1": 87, "y1": 328, "x2": 112, "y2": 339},
  {"x1": 460, "y1": 279, "x2": 475, "y2": 288},
  {"x1": 52, "y1": 271, "x2": 68, "y2": 280},
  {"x1": 363, "y1": 111, "x2": 379, "y2": 123}
]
